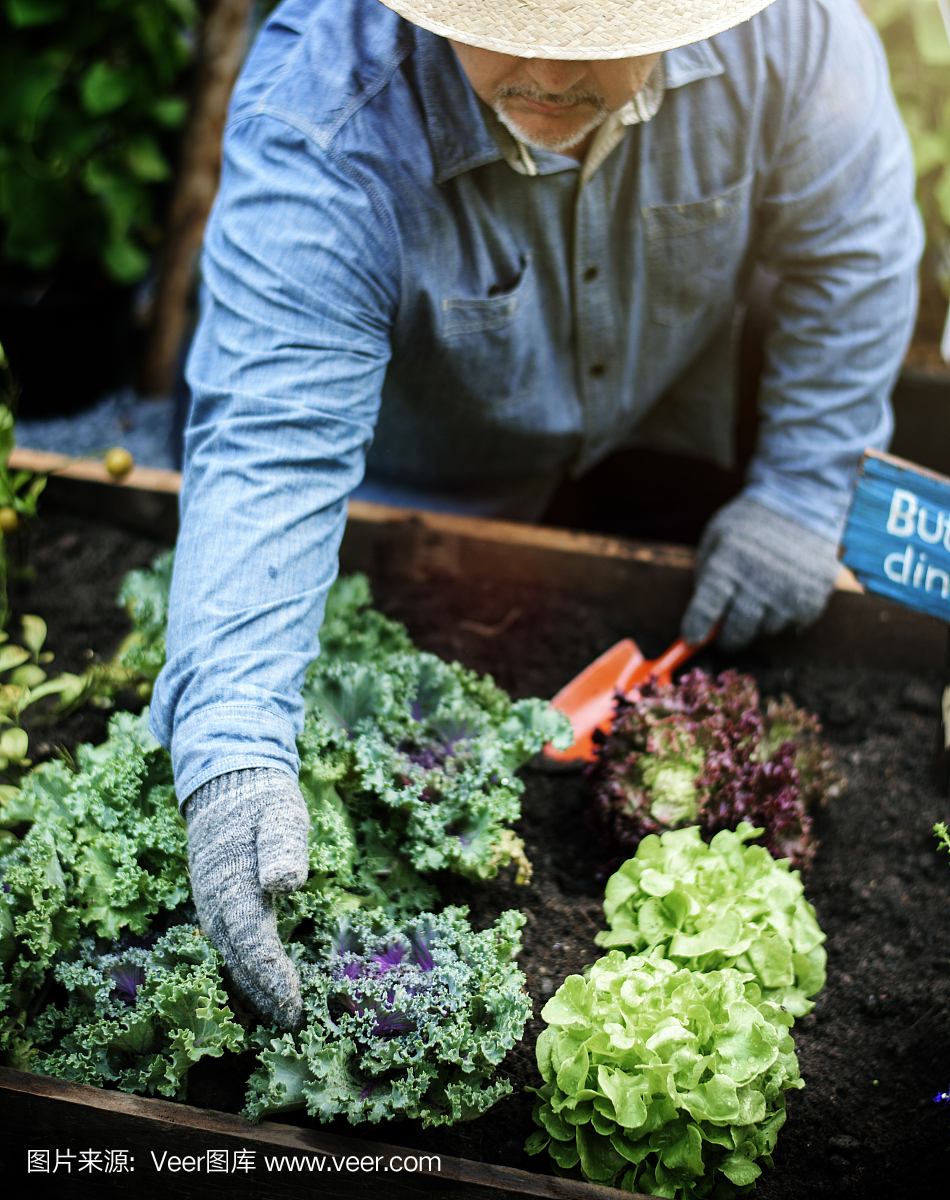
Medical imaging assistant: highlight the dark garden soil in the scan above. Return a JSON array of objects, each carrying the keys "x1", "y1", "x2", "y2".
[{"x1": 13, "y1": 504, "x2": 950, "y2": 1198}]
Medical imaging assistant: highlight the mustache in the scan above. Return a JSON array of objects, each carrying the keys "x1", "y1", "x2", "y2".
[{"x1": 495, "y1": 83, "x2": 608, "y2": 111}]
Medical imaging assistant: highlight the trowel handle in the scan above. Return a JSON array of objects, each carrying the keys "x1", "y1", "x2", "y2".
[{"x1": 624, "y1": 625, "x2": 720, "y2": 695}]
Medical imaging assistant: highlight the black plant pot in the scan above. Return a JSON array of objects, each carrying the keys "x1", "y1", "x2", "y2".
[
  {"x1": 890, "y1": 363, "x2": 950, "y2": 479},
  {"x1": 0, "y1": 266, "x2": 136, "y2": 419}
]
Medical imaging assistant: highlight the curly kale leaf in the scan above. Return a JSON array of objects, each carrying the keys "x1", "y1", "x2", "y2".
[
  {"x1": 107, "y1": 561, "x2": 562, "y2": 889},
  {"x1": 245, "y1": 906, "x2": 530, "y2": 1126},
  {"x1": 116, "y1": 549, "x2": 174, "y2": 683},
  {"x1": 27, "y1": 924, "x2": 245, "y2": 1099},
  {"x1": 595, "y1": 823, "x2": 826, "y2": 1017},
  {"x1": 526, "y1": 953, "x2": 802, "y2": 1194},
  {"x1": 316, "y1": 572, "x2": 415, "y2": 664},
  {"x1": 586, "y1": 669, "x2": 838, "y2": 872},
  {"x1": 300, "y1": 652, "x2": 569, "y2": 882},
  {"x1": 0, "y1": 709, "x2": 188, "y2": 1042}
]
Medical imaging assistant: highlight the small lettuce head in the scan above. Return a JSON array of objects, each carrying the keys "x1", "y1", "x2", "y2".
[
  {"x1": 526, "y1": 952, "x2": 803, "y2": 1196},
  {"x1": 586, "y1": 669, "x2": 837, "y2": 874},
  {"x1": 595, "y1": 823, "x2": 826, "y2": 1017}
]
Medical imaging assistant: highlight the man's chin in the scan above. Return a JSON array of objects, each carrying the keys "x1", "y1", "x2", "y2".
[{"x1": 493, "y1": 105, "x2": 608, "y2": 155}]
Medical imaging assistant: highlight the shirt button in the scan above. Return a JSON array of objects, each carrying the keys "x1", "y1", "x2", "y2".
[
  {"x1": 589, "y1": 363, "x2": 606, "y2": 377},
  {"x1": 583, "y1": 266, "x2": 599, "y2": 282}
]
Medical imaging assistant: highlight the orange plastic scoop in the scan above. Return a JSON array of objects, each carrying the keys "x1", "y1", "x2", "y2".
[{"x1": 543, "y1": 630, "x2": 717, "y2": 764}]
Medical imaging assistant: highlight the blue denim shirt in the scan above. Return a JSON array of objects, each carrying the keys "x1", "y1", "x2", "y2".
[{"x1": 151, "y1": 0, "x2": 921, "y2": 801}]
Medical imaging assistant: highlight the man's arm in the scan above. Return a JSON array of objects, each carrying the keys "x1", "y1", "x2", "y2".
[
  {"x1": 150, "y1": 113, "x2": 398, "y2": 801},
  {"x1": 149, "y1": 112, "x2": 399, "y2": 1023},
  {"x1": 683, "y1": 0, "x2": 922, "y2": 648}
]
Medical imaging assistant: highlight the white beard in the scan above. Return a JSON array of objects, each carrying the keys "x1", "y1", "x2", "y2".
[{"x1": 492, "y1": 101, "x2": 609, "y2": 155}]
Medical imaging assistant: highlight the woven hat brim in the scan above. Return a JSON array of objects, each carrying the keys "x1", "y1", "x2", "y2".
[{"x1": 377, "y1": 0, "x2": 775, "y2": 59}]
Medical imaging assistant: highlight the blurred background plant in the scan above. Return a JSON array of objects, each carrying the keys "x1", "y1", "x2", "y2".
[
  {"x1": 0, "y1": 0, "x2": 198, "y2": 286},
  {"x1": 868, "y1": 0, "x2": 950, "y2": 361},
  {"x1": 0, "y1": 341, "x2": 45, "y2": 626}
]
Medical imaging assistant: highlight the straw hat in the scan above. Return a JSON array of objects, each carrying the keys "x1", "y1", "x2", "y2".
[{"x1": 377, "y1": 0, "x2": 775, "y2": 59}]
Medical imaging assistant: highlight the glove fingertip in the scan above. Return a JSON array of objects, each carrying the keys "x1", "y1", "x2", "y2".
[
  {"x1": 718, "y1": 601, "x2": 763, "y2": 652},
  {"x1": 681, "y1": 612, "x2": 714, "y2": 646},
  {"x1": 682, "y1": 581, "x2": 732, "y2": 646},
  {"x1": 258, "y1": 832, "x2": 310, "y2": 893},
  {"x1": 260, "y1": 862, "x2": 309, "y2": 894}
]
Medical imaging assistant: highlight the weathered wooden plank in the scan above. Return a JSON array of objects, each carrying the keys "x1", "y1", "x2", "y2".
[
  {"x1": 0, "y1": 1068, "x2": 659, "y2": 1200},
  {"x1": 8, "y1": 446, "x2": 183, "y2": 493},
  {"x1": 8, "y1": 445, "x2": 943, "y2": 670}
]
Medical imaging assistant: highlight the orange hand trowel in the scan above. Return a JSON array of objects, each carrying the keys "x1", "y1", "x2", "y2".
[{"x1": 543, "y1": 628, "x2": 718, "y2": 765}]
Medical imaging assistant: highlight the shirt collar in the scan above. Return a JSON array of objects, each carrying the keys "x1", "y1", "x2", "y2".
[
  {"x1": 663, "y1": 38, "x2": 726, "y2": 89},
  {"x1": 414, "y1": 28, "x2": 502, "y2": 185},
  {"x1": 483, "y1": 59, "x2": 666, "y2": 184}
]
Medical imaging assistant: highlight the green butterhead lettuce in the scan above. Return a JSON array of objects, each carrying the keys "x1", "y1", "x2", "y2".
[
  {"x1": 527, "y1": 953, "x2": 802, "y2": 1196},
  {"x1": 595, "y1": 824, "x2": 826, "y2": 1018}
]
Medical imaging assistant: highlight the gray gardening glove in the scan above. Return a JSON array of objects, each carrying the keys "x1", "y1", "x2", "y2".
[
  {"x1": 681, "y1": 495, "x2": 840, "y2": 651},
  {"x1": 184, "y1": 767, "x2": 311, "y2": 1030}
]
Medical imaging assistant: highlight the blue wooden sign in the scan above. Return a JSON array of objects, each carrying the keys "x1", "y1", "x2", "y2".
[{"x1": 840, "y1": 450, "x2": 950, "y2": 624}]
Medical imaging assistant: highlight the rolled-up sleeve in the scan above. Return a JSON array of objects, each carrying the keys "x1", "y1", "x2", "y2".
[
  {"x1": 746, "y1": 0, "x2": 923, "y2": 542},
  {"x1": 149, "y1": 112, "x2": 399, "y2": 803}
]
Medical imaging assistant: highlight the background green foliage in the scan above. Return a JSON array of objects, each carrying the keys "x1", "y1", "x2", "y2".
[
  {"x1": 869, "y1": 0, "x2": 950, "y2": 325},
  {"x1": 0, "y1": 0, "x2": 197, "y2": 283}
]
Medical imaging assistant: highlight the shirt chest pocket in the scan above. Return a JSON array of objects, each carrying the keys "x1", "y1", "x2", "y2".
[
  {"x1": 439, "y1": 254, "x2": 534, "y2": 338},
  {"x1": 435, "y1": 256, "x2": 541, "y2": 419},
  {"x1": 642, "y1": 175, "x2": 752, "y2": 327}
]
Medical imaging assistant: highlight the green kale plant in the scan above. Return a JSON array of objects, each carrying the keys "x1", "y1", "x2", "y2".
[
  {"x1": 0, "y1": 708, "x2": 187, "y2": 1051},
  {"x1": 0, "y1": 710, "x2": 529, "y2": 1118},
  {"x1": 316, "y1": 571, "x2": 415, "y2": 664},
  {"x1": 0, "y1": 0, "x2": 197, "y2": 282},
  {"x1": 246, "y1": 906, "x2": 531, "y2": 1126},
  {"x1": 73, "y1": 548, "x2": 175, "y2": 706},
  {"x1": 594, "y1": 824, "x2": 826, "y2": 1019},
  {"x1": 27, "y1": 922, "x2": 246, "y2": 1099},
  {"x1": 90, "y1": 555, "x2": 570, "y2": 888},
  {"x1": 301, "y1": 649, "x2": 568, "y2": 887},
  {"x1": 0, "y1": 565, "x2": 558, "y2": 1118},
  {"x1": 526, "y1": 953, "x2": 802, "y2": 1197},
  {"x1": 93, "y1": 558, "x2": 414, "y2": 705},
  {"x1": 112, "y1": 548, "x2": 174, "y2": 691}
]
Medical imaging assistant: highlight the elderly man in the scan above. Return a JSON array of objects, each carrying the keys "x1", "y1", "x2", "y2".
[{"x1": 151, "y1": 0, "x2": 921, "y2": 1027}]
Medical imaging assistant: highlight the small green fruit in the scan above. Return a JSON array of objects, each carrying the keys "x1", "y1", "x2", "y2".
[
  {"x1": 105, "y1": 447, "x2": 134, "y2": 478},
  {"x1": 0, "y1": 507, "x2": 19, "y2": 535}
]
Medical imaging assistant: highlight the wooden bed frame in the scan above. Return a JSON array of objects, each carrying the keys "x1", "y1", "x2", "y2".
[{"x1": 2, "y1": 447, "x2": 946, "y2": 1196}]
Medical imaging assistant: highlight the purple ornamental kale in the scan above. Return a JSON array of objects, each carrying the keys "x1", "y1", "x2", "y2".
[
  {"x1": 399, "y1": 743, "x2": 446, "y2": 772},
  {"x1": 329, "y1": 924, "x2": 438, "y2": 1039},
  {"x1": 585, "y1": 668, "x2": 837, "y2": 874},
  {"x1": 110, "y1": 964, "x2": 146, "y2": 1005}
]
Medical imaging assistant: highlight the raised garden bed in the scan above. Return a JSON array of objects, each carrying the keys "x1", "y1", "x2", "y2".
[{"x1": 1, "y1": 471, "x2": 948, "y2": 1198}]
